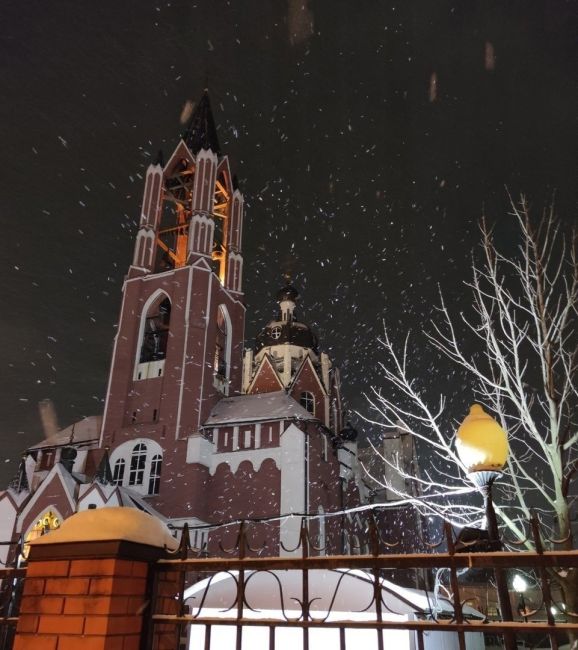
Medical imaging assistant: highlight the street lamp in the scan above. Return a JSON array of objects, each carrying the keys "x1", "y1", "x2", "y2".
[
  {"x1": 513, "y1": 574, "x2": 528, "y2": 622},
  {"x1": 456, "y1": 404, "x2": 509, "y2": 549},
  {"x1": 456, "y1": 404, "x2": 516, "y2": 648}
]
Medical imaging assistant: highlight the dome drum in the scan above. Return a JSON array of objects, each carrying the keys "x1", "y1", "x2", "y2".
[{"x1": 255, "y1": 321, "x2": 319, "y2": 353}]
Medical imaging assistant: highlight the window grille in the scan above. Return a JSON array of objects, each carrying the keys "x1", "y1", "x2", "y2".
[
  {"x1": 129, "y1": 443, "x2": 147, "y2": 486},
  {"x1": 149, "y1": 454, "x2": 162, "y2": 495}
]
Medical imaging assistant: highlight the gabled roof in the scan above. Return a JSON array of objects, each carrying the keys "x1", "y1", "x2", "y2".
[
  {"x1": 17, "y1": 463, "x2": 78, "y2": 532},
  {"x1": 28, "y1": 416, "x2": 101, "y2": 451},
  {"x1": 247, "y1": 353, "x2": 284, "y2": 394},
  {"x1": 289, "y1": 353, "x2": 327, "y2": 396},
  {"x1": 182, "y1": 90, "x2": 221, "y2": 155},
  {"x1": 203, "y1": 391, "x2": 317, "y2": 427}
]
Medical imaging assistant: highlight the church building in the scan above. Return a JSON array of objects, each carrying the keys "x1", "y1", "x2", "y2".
[{"x1": 0, "y1": 91, "x2": 362, "y2": 560}]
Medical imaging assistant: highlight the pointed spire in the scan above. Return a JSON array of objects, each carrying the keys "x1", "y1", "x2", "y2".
[
  {"x1": 154, "y1": 149, "x2": 164, "y2": 167},
  {"x1": 8, "y1": 455, "x2": 29, "y2": 493},
  {"x1": 95, "y1": 449, "x2": 113, "y2": 485},
  {"x1": 182, "y1": 90, "x2": 221, "y2": 155}
]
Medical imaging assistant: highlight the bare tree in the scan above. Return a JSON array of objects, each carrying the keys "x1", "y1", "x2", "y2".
[{"x1": 362, "y1": 198, "x2": 578, "y2": 632}]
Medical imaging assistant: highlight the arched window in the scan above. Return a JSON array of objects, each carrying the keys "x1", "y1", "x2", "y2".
[
  {"x1": 112, "y1": 459, "x2": 125, "y2": 486},
  {"x1": 300, "y1": 391, "x2": 315, "y2": 414},
  {"x1": 214, "y1": 305, "x2": 232, "y2": 395},
  {"x1": 214, "y1": 307, "x2": 228, "y2": 379},
  {"x1": 129, "y1": 443, "x2": 147, "y2": 486},
  {"x1": 139, "y1": 297, "x2": 171, "y2": 363},
  {"x1": 148, "y1": 455, "x2": 162, "y2": 495}
]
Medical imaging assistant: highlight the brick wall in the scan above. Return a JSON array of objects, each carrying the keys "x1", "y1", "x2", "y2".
[{"x1": 13, "y1": 541, "x2": 167, "y2": 650}]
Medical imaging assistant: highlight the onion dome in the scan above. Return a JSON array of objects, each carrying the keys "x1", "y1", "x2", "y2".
[
  {"x1": 277, "y1": 284, "x2": 299, "y2": 303},
  {"x1": 255, "y1": 284, "x2": 319, "y2": 353}
]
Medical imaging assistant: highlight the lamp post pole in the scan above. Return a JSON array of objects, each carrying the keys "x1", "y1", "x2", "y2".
[
  {"x1": 513, "y1": 575, "x2": 528, "y2": 623},
  {"x1": 474, "y1": 472, "x2": 515, "y2": 624}
]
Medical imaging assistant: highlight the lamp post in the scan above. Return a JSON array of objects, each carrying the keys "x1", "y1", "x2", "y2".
[
  {"x1": 456, "y1": 404, "x2": 516, "y2": 649},
  {"x1": 513, "y1": 574, "x2": 528, "y2": 622}
]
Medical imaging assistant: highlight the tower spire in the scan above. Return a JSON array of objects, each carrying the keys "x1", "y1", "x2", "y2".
[{"x1": 182, "y1": 90, "x2": 221, "y2": 155}]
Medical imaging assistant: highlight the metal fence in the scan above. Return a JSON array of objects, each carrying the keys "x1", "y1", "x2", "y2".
[{"x1": 148, "y1": 515, "x2": 578, "y2": 650}]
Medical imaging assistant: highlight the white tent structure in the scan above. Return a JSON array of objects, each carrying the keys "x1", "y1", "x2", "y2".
[{"x1": 184, "y1": 569, "x2": 485, "y2": 650}]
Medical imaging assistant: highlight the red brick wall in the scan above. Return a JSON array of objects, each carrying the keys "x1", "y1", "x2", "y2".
[{"x1": 14, "y1": 556, "x2": 151, "y2": 650}]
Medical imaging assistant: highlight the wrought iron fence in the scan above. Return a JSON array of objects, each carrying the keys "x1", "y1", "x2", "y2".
[
  {"x1": 147, "y1": 514, "x2": 578, "y2": 650},
  {"x1": 0, "y1": 541, "x2": 25, "y2": 650}
]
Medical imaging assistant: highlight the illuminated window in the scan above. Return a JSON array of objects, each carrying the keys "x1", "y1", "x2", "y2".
[
  {"x1": 139, "y1": 297, "x2": 171, "y2": 363},
  {"x1": 300, "y1": 391, "x2": 315, "y2": 414},
  {"x1": 112, "y1": 459, "x2": 125, "y2": 485},
  {"x1": 148, "y1": 455, "x2": 162, "y2": 495},
  {"x1": 23, "y1": 510, "x2": 61, "y2": 559},
  {"x1": 129, "y1": 443, "x2": 147, "y2": 486}
]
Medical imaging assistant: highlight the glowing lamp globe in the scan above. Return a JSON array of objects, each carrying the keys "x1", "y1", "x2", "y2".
[{"x1": 456, "y1": 404, "x2": 509, "y2": 473}]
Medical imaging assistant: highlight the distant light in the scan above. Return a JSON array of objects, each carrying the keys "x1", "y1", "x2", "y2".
[
  {"x1": 512, "y1": 575, "x2": 527, "y2": 593},
  {"x1": 485, "y1": 42, "x2": 495, "y2": 71},
  {"x1": 429, "y1": 72, "x2": 438, "y2": 103},
  {"x1": 550, "y1": 606, "x2": 558, "y2": 616}
]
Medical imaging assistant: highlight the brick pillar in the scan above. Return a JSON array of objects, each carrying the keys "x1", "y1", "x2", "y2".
[{"x1": 13, "y1": 507, "x2": 178, "y2": 650}]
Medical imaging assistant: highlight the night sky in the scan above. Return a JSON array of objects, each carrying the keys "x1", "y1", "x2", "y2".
[{"x1": 0, "y1": 0, "x2": 576, "y2": 484}]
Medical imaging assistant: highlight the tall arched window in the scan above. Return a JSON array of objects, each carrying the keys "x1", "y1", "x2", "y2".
[
  {"x1": 139, "y1": 297, "x2": 171, "y2": 363},
  {"x1": 148, "y1": 455, "x2": 162, "y2": 495},
  {"x1": 214, "y1": 305, "x2": 231, "y2": 395},
  {"x1": 214, "y1": 307, "x2": 228, "y2": 378},
  {"x1": 300, "y1": 391, "x2": 315, "y2": 414},
  {"x1": 112, "y1": 459, "x2": 125, "y2": 486},
  {"x1": 129, "y1": 443, "x2": 147, "y2": 486}
]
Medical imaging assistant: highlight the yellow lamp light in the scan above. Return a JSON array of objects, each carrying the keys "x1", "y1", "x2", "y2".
[{"x1": 456, "y1": 404, "x2": 509, "y2": 473}]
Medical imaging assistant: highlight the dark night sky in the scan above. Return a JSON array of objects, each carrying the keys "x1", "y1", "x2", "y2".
[{"x1": 0, "y1": 0, "x2": 576, "y2": 484}]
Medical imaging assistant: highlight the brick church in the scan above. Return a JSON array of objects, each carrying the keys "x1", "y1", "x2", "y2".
[{"x1": 0, "y1": 91, "x2": 363, "y2": 560}]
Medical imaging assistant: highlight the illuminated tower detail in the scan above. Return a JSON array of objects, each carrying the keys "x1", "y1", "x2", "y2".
[
  {"x1": 100, "y1": 91, "x2": 246, "y2": 517},
  {"x1": 0, "y1": 89, "x2": 363, "y2": 559}
]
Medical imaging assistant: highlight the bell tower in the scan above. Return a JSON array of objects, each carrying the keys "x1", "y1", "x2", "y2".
[{"x1": 100, "y1": 91, "x2": 246, "y2": 515}]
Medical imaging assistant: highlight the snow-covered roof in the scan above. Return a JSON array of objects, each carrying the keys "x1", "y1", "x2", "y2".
[
  {"x1": 28, "y1": 415, "x2": 102, "y2": 450},
  {"x1": 203, "y1": 391, "x2": 317, "y2": 426}
]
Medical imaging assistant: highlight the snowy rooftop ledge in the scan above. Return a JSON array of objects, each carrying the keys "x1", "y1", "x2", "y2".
[{"x1": 29, "y1": 506, "x2": 179, "y2": 550}]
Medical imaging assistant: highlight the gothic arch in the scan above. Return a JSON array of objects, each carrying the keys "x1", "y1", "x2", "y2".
[
  {"x1": 134, "y1": 289, "x2": 172, "y2": 380},
  {"x1": 214, "y1": 304, "x2": 232, "y2": 394}
]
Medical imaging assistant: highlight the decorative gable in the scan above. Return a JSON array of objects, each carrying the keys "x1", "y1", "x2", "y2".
[
  {"x1": 289, "y1": 356, "x2": 328, "y2": 425},
  {"x1": 247, "y1": 354, "x2": 284, "y2": 394}
]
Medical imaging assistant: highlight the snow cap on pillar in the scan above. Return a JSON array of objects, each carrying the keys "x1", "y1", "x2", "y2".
[{"x1": 29, "y1": 507, "x2": 179, "y2": 550}]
